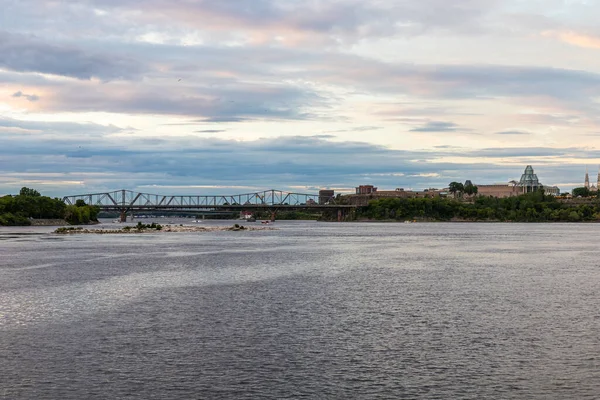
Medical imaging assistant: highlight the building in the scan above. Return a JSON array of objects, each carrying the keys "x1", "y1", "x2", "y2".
[
  {"x1": 476, "y1": 165, "x2": 559, "y2": 198},
  {"x1": 318, "y1": 189, "x2": 335, "y2": 205},
  {"x1": 583, "y1": 167, "x2": 599, "y2": 192},
  {"x1": 476, "y1": 182, "x2": 521, "y2": 198},
  {"x1": 356, "y1": 185, "x2": 377, "y2": 195},
  {"x1": 345, "y1": 187, "x2": 445, "y2": 205},
  {"x1": 585, "y1": 168, "x2": 590, "y2": 189},
  {"x1": 518, "y1": 165, "x2": 542, "y2": 193},
  {"x1": 544, "y1": 186, "x2": 560, "y2": 196}
]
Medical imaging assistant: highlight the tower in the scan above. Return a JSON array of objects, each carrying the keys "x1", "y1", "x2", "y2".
[
  {"x1": 585, "y1": 167, "x2": 590, "y2": 189},
  {"x1": 596, "y1": 166, "x2": 600, "y2": 189}
]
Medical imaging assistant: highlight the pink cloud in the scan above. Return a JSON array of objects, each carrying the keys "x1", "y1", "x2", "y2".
[{"x1": 542, "y1": 30, "x2": 600, "y2": 50}]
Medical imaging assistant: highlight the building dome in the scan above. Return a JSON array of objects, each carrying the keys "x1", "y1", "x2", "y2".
[{"x1": 518, "y1": 165, "x2": 541, "y2": 192}]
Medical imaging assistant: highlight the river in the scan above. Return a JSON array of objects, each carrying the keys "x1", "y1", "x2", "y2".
[{"x1": 1, "y1": 220, "x2": 599, "y2": 399}]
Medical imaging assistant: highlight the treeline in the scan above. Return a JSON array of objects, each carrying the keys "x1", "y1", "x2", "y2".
[
  {"x1": 358, "y1": 190, "x2": 600, "y2": 222},
  {"x1": 0, "y1": 187, "x2": 99, "y2": 226}
]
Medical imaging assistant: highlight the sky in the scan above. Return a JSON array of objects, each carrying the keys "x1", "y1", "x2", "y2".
[{"x1": 2, "y1": 0, "x2": 600, "y2": 197}]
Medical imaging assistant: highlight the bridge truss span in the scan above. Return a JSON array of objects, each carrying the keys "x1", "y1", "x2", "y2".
[{"x1": 62, "y1": 189, "x2": 345, "y2": 211}]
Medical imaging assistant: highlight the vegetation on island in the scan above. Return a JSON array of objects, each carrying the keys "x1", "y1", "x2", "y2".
[
  {"x1": 358, "y1": 188, "x2": 600, "y2": 222},
  {"x1": 54, "y1": 223, "x2": 258, "y2": 235},
  {"x1": 0, "y1": 187, "x2": 99, "y2": 226},
  {"x1": 122, "y1": 222, "x2": 163, "y2": 231}
]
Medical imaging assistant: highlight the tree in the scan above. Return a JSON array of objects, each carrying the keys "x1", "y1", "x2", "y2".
[
  {"x1": 463, "y1": 181, "x2": 478, "y2": 196},
  {"x1": 572, "y1": 187, "x2": 591, "y2": 197},
  {"x1": 448, "y1": 182, "x2": 464, "y2": 197},
  {"x1": 19, "y1": 187, "x2": 40, "y2": 197},
  {"x1": 75, "y1": 199, "x2": 87, "y2": 207}
]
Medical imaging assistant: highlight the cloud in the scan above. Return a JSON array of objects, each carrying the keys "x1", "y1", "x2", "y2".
[
  {"x1": 0, "y1": 117, "x2": 125, "y2": 138},
  {"x1": 195, "y1": 129, "x2": 226, "y2": 133},
  {"x1": 0, "y1": 121, "x2": 593, "y2": 196},
  {"x1": 24, "y1": 76, "x2": 327, "y2": 121},
  {"x1": 410, "y1": 121, "x2": 464, "y2": 132},
  {"x1": 543, "y1": 30, "x2": 600, "y2": 50},
  {"x1": 495, "y1": 130, "x2": 532, "y2": 135},
  {"x1": 0, "y1": 31, "x2": 146, "y2": 81},
  {"x1": 324, "y1": 126, "x2": 383, "y2": 133},
  {"x1": 2, "y1": 0, "x2": 600, "y2": 197},
  {"x1": 4, "y1": 34, "x2": 600, "y2": 123},
  {"x1": 12, "y1": 91, "x2": 39, "y2": 102},
  {"x1": 73, "y1": 0, "x2": 502, "y2": 46}
]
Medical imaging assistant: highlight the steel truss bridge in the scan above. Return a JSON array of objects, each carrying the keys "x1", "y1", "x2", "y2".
[{"x1": 63, "y1": 189, "x2": 355, "y2": 220}]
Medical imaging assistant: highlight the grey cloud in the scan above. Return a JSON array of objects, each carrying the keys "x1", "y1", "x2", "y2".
[
  {"x1": 476, "y1": 147, "x2": 588, "y2": 158},
  {"x1": 4, "y1": 32, "x2": 599, "y2": 122},
  {"x1": 12, "y1": 90, "x2": 39, "y2": 101},
  {"x1": 79, "y1": 0, "x2": 502, "y2": 41},
  {"x1": 495, "y1": 130, "x2": 532, "y2": 135},
  {"x1": 324, "y1": 126, "x2": 383, "y2": 133},
  {"x1": 0, "y1": 125, "x2": 591, "y2": 196},
  {"x1": 195, "y1": 130, "x2": 226, "y2": 133},
  {"x1": 0, "y1": 117, "x2": 124, "y2": 137},
  {"x1": 0, "y1": 31, "x2": 145, "y2": 81},
  {"x1": 410, "y1": 121, "x2": 463, "y2": 132},
  {"x1": 41, "y1": 80, "x2": 326, "y2": 121}
]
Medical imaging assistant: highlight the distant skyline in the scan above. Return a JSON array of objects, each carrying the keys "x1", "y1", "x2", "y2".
[{"x1": 2, "y1": 0, "x2": 600, "y2": 197}]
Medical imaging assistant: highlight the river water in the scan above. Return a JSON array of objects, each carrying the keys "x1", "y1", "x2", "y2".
[{"x1": 1, "y1": 220, "x2": 599, "y2": 399}]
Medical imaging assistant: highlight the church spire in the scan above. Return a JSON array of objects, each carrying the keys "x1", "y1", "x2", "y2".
[{"x1": 585, "y1": 166, "x2": 590, "y2": 188}]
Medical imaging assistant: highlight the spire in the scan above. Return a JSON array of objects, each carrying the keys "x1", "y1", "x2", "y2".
[
  {"x1": 585, "y1": 167, "x2": 590, "y2": 188},
  {"x1": 597, "y1": 165, "x2": 600, "y2": 188}
]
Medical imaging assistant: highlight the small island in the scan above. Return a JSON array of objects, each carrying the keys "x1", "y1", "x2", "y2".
[{"x1": 54, "y1": 223, "x2": 275, "y2": 235}]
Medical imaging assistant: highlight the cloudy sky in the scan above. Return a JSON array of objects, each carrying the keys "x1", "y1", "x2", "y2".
[{"x1": 2, "y1": 0, "x2": 600, "y2": 197}]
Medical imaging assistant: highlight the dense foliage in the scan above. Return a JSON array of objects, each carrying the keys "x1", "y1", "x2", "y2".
[
  {"x1": 0, "y1": 187, "x2": 99, "y2": 226},
  {"x1": 64, "y1": 204, "x2": 100, "y2": 225},
  {"x1": 571, "y1": 187, "x2": 597, "y2": 198},
  {"x1": 358, "y1": 190, "x2": 600, "y2": 222}
]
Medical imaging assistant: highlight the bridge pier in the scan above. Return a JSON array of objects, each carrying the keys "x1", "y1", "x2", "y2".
[
  {"x1": 120, "y1": 210, "x2": 127, "y2": 223},
  {"x1": 270, "y1": 211, "x2": 277, "y2": 222}
]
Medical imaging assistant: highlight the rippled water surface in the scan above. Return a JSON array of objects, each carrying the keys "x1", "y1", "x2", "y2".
[{"x1": 2, "y1": 220, "x2": 600, "y2": 399}]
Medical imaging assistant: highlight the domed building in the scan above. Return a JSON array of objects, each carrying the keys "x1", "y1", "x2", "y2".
[
  {"x1": 476, "y1": 165, "x2": 559, "y2": 198},
  {"x1": 518, "y1": 165, "x2": 542, "y2": 193}
]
